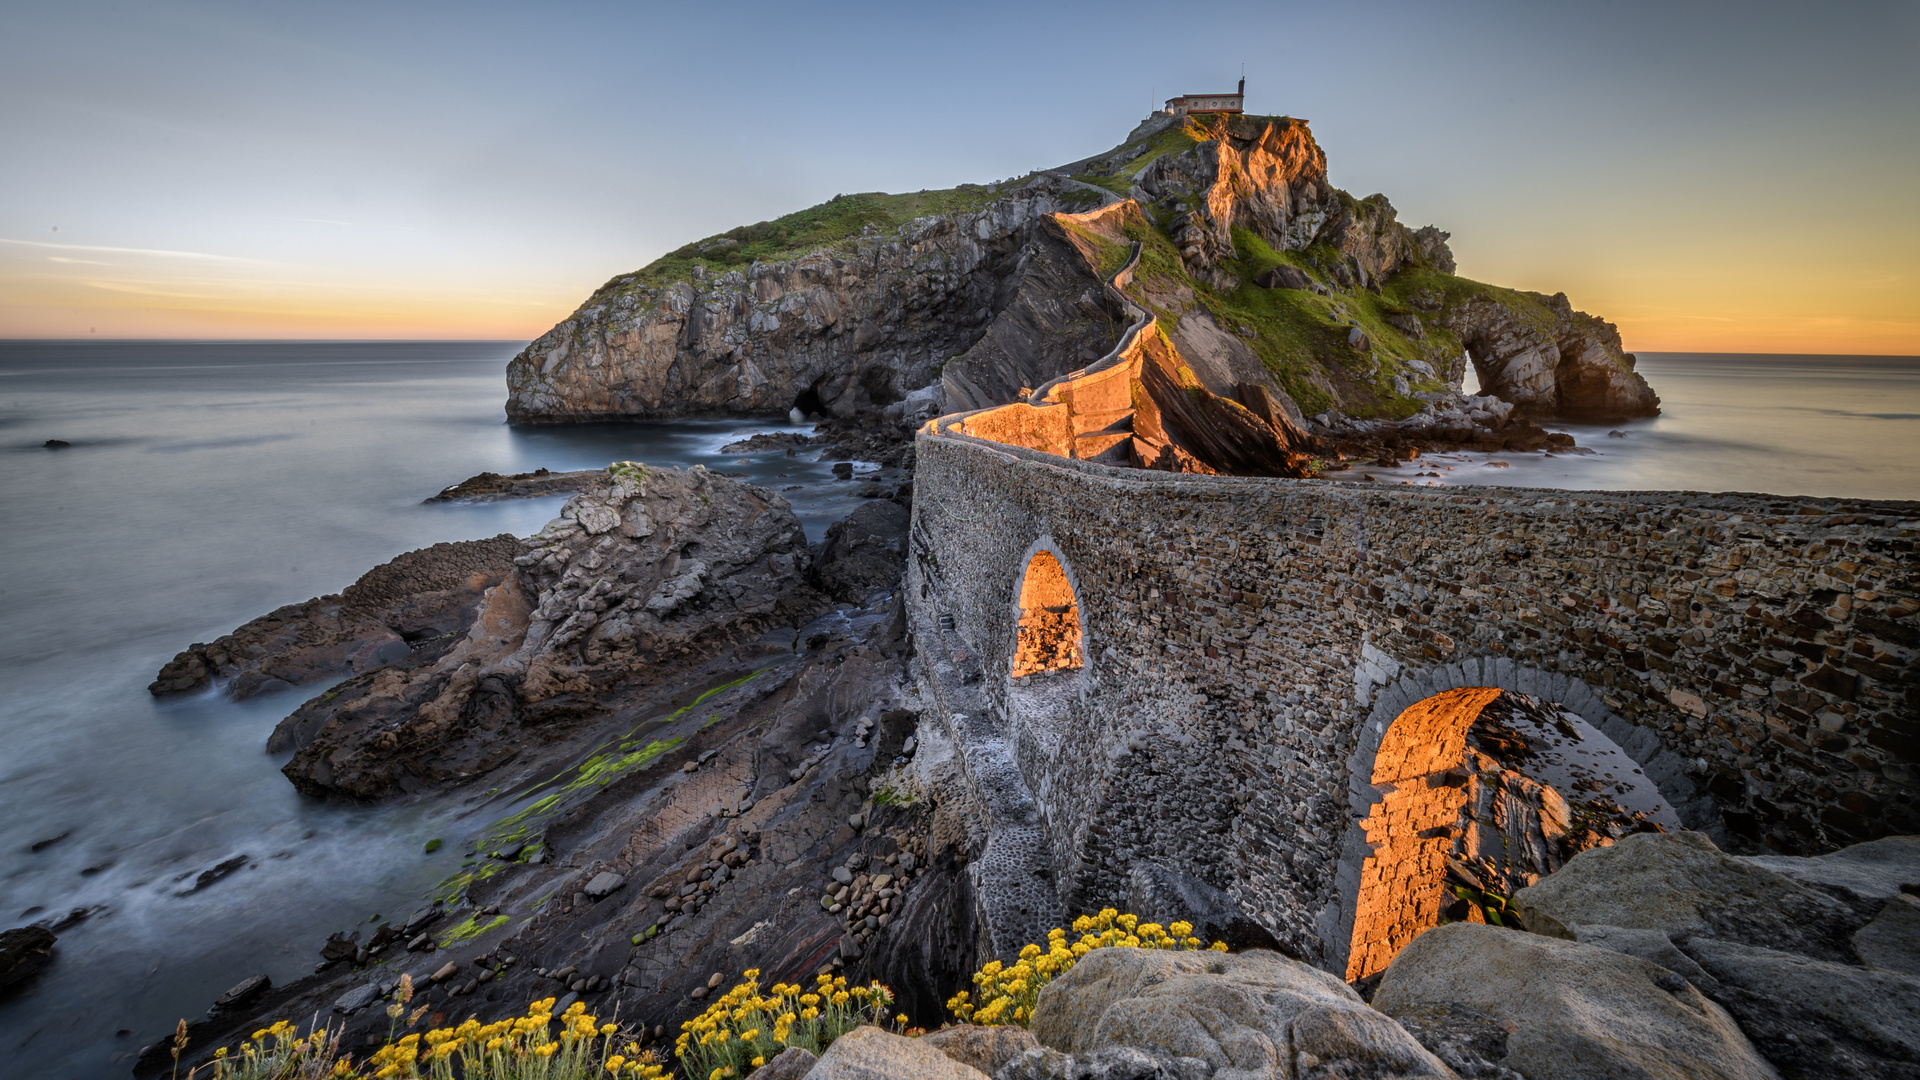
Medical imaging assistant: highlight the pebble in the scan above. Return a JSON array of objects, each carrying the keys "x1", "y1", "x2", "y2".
[{"x1": 431, "y1": 961, "x2": 459, "y2": 982}]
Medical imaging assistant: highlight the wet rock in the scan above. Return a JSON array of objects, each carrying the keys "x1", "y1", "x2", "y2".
[
  {"x1": 274, "y1": 467, "x2": 811, "y2": 798},
  {"x1": 189, "y1": 855, "x2": 250, "y2": 892},
  {"x1": 804, "y1": 1025, "x2": 988, "y2": 1080},
  {"x1": 43, "y1": 439, "x2": 70, "y2": 448},
  {"x1": 424, "y1": 467, "x2": 600, "y2": 503},
  {"x1": 209, "y1": 974, "x2": 271, "y2": 1015},
  {"x1": 1030, "y1": 946, "x2": 1447, "y2": 1077},
  {"x1": 153, "y1": 535, "x2": 520, "y2": 698},
  {"x1": 1375, "y1": 923, "x2": 1775, "y2": 1080},
  {"x1": 921, "y1": 1023, "x2": 1037, "y2": 1074},
  {"x1": 813, "y1": 500, "x2": 910, "y2": 601},
  {"x1": 1511, "y1": 831, "x2": 1865, "y2": 963},
  {"x1": 0, "y1": 925, "x2": 57, "y2": 991}
]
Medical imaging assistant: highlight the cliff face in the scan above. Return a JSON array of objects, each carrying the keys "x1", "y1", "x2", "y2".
[
  {"x1": 505, "y1": 184, "x2": 1088, "y2": 422},
  {"x1": 508, "y1": 114, "x2": 1657, "y2": 429}
]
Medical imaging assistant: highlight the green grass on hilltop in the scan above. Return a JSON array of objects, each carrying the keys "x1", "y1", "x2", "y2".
[{"x1": 605, "y1": 187, "x2": 1011, "y2": 294}]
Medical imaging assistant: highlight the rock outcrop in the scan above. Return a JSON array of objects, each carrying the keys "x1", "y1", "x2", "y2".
[
  {"x1": 1409, "y1": 287, "x2": 1659, "y2": 421},
  {"x1": 506, "y1": 180, "x2": 1101, "y2": 424},
  {"x1": 1024, "y1": 946, "x2": 1450, "y2": 1078},
  {"x1": 1375, "y1": 923, "x2": 1777, "y2": 1080},
  {"x1": 1505, "y1": 830, "x2": 1920, "y2": 1079},
  {"x1": 269, "y1": 465, "x2": 811, "y2": 797},
  {"x1": 0, "y1": 925, "x2": 57, "y2": 992},
  {"x1": 149, "y1": 535, "x2": 522, "y2": 699},
  {"x1": 506, "y1": 112, "x2": 1658, "y2": 443}
]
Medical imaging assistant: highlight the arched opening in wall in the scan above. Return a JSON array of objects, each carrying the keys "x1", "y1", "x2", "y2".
[
  {"x1": 1011, "y1": 550, "x2": 1082, "y2": 678},
  {"x1": 1344, "y1": 687, "x2": 1681, "y2": 985}
]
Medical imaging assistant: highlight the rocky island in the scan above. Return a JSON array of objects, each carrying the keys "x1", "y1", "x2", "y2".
[{"x1": 32, "y1": 105, "x2": 1910, "y2": 1080}]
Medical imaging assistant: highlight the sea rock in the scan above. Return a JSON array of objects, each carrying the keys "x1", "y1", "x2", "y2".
[
  {"x1": 802, "y1": 1025, "x2": 988, "y2": 1080},
  {"x1": 1682, "y1": 936, "x2": 1920, "y2": 1079},
  {"x1": 153, "y1": 535, "x2": 521, "y2": 698},
  {"x1": 273, "y1": 466, "x2": 811, "y2": 798},
  {"x1": 920, "y1": 1023, "x2": 1037, "y2": 1075},
  {"x1": 1510, "y1": 831, "x2": 1865, "y2": 962},
  {"x1": 1028, "y1": 946, "x2": 1448, "y2": 1077},
  {"x1": 1374, "y1": 923, "x2": 1776, "y2": 1080},
  {"x1": 813, "y1": 499, "x2": 910, "y2": 601},
  {"x1": 1437, "y1": 290, "x2": 1658, "y2": 420},
  {"x1": 423, "y1": 467, "x2": 600, "y2": 503},
  {"x1": 209, "y1": 974, "x2": 271, "y2": 1015},
  {"x1": 0, "y1": 925, "x2": 57, "y2": 990}
]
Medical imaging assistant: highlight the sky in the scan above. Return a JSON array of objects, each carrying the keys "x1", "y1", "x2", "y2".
[{"x1": 2, "y1": 0, "x2": 1916, "y2": 353}]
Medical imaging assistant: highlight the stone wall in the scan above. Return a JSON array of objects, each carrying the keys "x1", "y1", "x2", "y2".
[{"x1": 906, "y1": 429, "x2": 1918, "y2": 970}]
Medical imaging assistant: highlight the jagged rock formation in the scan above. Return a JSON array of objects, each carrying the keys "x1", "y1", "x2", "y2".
[
  {"x1": 505, "y1": 112, "x2": 1658, "y2": 440},
  {"x1": 149, "y1": 536, "x2": 522, "y2": 699},
  {"x1": 1412, "y1": 286, "x2": 1662, "y2": 421},
  {"x1": 266, "y1": 465, "x2": 812, "y2": 797}
]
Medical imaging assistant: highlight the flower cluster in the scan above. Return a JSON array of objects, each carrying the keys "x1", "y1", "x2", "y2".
[
  {"x1": 196, "y1": 1019, "x2": 352, "y2": 1080},
  {"x1": 188, "y1": 997, "x2": 662, "y2": 1080},
  {"x1": 675, "y1": 969, "x2": 913, "y2": 1080},
  {"x1": 948, "y1": 910, "x2": 1226, "y2": 1028}
]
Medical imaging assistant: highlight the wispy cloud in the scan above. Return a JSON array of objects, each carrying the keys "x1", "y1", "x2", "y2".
[
  {"x1": 0, "y1": 238, "x2": 273, "y2": 265},
  {"x1": 47, "y1": 256, "x2": 116, "y2": 266}
]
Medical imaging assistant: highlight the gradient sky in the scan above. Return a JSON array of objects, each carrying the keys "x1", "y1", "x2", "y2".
[{"x1": 3, "y1": 0, "x2": 1916, "y2": 352}]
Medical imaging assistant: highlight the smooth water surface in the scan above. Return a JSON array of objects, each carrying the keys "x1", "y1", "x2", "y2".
[
  {"x1": 0, "y1": 341, "x2": 876, "y2": 1079},
  {"x1": 1390, "y1": 353, "x2": 1920, "y2": 499}
]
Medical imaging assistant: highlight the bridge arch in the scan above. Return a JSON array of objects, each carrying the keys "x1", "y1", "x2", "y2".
[
  {"x1": 1327, "y1": 657, "x2": 1715, "y2": 983},
  {"x1": 1009, "y1": 536, "x2": 1087, "y2": 678}
]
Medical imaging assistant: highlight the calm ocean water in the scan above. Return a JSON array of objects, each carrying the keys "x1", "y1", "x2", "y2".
[{"x1": 0, "y1": 342, "x2": 1915, "y2": 1077}]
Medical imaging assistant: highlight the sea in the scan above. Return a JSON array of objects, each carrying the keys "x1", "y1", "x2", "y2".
[{"x1": 0, "y1": 341, "x2": 1916, "y2": 1078}]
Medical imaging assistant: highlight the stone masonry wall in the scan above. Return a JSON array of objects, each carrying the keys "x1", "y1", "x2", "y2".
[{"x1": 906, "y1": 429, "x2": 1919, "y2": 970}]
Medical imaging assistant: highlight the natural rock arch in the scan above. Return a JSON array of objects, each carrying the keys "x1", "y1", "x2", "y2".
[
  {"x1": 1327, "y1": 658, "x2": 1715, "y2": 982},
  {"x1": 1010, "y1": 540, "x2": 1085, "y2": 678}
]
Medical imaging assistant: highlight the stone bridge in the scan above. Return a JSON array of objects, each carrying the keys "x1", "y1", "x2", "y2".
[{"x1": 904, "y1": 413, "x2": 1919, "y2": 980}]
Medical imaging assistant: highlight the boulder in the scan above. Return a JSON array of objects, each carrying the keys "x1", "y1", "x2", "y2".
[
  {"x1": 814, "y1": 500, "x2": 909, "y2": 601},
  {"x1": 1029, "y1": 946, "x2": 1448, "y2": 1077},
  {"x1": 272, "y1": 467, "x2": 811, "y2": 798},
  {"x1": 1743, "y1": 835, "x2": 1920, "y2": 905},
  {"x1": 920, "y1": 1023, "x2": 1038, "y2": 1075},
  {"x1": 754, "y1": 1045, "x2": 817, "y2": 1080},
  {"x1": 209, "y1": 974, "x2": 271, "y2": 1015},
  {"x1": 1384, "y1": 1002, "x2": 1526, "y2": 1080},
  {"x1": 802, "y1": 1025, "x2": 988, "y2": 1080},
  {"x1": 1374, "y1": 923, "x2": 1776, "y2": 1080},
  {"x1": 583, "y1": 872, "x2": 626, "y2": 900},
  {"x1": 998, "y1": 1044, "x2": 1213, "y2": 1080},
  {"x1": 1254, "y1": 265, "x2": 1312, "y2": 291},
  {"x1": 1510, "y1": 831, "x2": 1865, "y2": 963},
  {"x1": 0, "y1": 925, "x2": 57, "y2": 990},
  {"x1": 1853, "y1": 894, "x2": 1920, "y2": 977},
  {"x1": 1682, "y1": 936, "x2": 1920, "y2": 1080}
]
